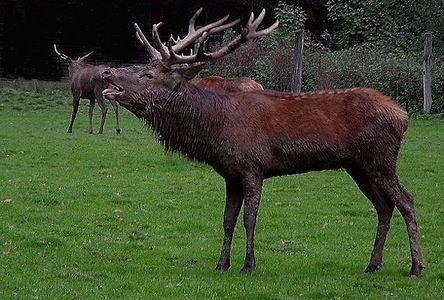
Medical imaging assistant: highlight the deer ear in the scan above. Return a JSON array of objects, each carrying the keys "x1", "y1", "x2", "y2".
[
  {"x1": 156, "y1": 63, "x2": 171, "y2": 74},
  {"x1": 174, "y1": 63, "x2": 205, "y2": 81},
  {"x1": 157, "y1": 63, "x2": 204, "y2": 89}
]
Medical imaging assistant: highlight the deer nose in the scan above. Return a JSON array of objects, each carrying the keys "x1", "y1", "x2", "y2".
[{"x1": 102, "y1": 68, "x2": 112, "y2": 79}]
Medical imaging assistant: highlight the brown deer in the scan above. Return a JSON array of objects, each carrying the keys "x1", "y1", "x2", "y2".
[
  {"x1": 194, "y1": 75, "x2": 263, "y2": 92},
  {"x1": 54, "y1": 45, "x2": 121, "y2": 134},
  {"x1": 101, "y1": 9, "x2": 423, "y2": 276}
]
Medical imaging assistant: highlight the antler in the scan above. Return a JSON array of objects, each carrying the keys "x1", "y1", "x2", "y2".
[
  {"x1": 54, "y1": 44, "x2": 92, "y2": 62},
  {"x1": 151, "y1": 22, "x2": 170, "y2": 60},
  {"x1": 134, "y1": 23, "x2": 162, "y2": 60},
  {"x1": 134, "y1": 8, "x2": 278, "y2": 67},
  {"x1": 53, "y1": 44, "x2": 71, "y2": 61},
  {"x1": 77, "y1": 51, "x2": 93, "y2": 62},
  {"x1": 170, "y1": 8, "x2": 241, "y2": 54},
  {"x1": 201, "y1": 9, "x2": 279, "y2": 60},
  {"x1": 165, "y1": 9, "x2": 278, "y2": 65}
]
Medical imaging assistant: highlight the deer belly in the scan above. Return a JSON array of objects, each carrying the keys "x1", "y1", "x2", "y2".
[{"x1": 265, "y1": 139, "x2": 344, "y2": 176}]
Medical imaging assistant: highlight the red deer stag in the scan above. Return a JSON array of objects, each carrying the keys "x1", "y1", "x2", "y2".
[
  {"x1": 101, "y1": 9, "x2": 423, "y2": 276},
  {"x1": 54, "y1": 45, "x2": 121, "y2": 134}
]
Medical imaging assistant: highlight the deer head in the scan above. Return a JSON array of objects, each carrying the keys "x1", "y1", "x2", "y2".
[
  {"x1": 54, "y1": 44, "x2": 93, "y2": 69},
  {"x1": 102, "y1": 8, "x2": 278, "y2": 110}
]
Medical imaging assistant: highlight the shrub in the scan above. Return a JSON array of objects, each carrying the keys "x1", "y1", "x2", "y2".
[
  {"x1": 206, "y1": 42, "x2": 444, "y2": 114},
  {"x1": 204, "y1": 33, "x2": 264, "y2": 79}
]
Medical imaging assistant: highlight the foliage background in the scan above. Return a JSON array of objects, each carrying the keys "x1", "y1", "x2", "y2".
[
  {"x1": 206, "y1": 0, "x2": 444, "y2": 113},
  {"x1": 1, "y1": 0, "x2": 443, "y2": 112}
]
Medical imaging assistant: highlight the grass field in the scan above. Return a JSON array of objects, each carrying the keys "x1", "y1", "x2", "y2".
[{"x1": 0, "y1": 87, "x2": 443, "y2": 299}]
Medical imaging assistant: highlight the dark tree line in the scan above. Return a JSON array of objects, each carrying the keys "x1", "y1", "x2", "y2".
[
  {"x1": 0, "y1": 0, "x2": 328, "y2": 80},
  {"x1": 4, "y1": 0, "x2": 439, "y2": 81}
]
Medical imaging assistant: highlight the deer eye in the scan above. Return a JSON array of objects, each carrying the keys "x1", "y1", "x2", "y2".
[{"x1": 139, "y1": 72, "x2": 154, "y2": 79}]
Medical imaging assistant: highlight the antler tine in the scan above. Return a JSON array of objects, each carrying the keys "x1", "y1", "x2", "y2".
[
  {"x1": 248, "y1": 12, "x2": 255, "y2": 26},
  {"x1": 170, "y1": 34, "x2": 180, "y2": 45},
  {"x1": 151, "y1": 22, "x2": 170, "y2": 60},
  {"x1": 202, "y1": 9, "x2": 278, "y2": 60},
  {"x1": 251, "y1": 19, "x2": 279, "y2": 38},
  {"x1": 189, "y1": 7, "x2": 203, "y2": 33},
  {"x1": 53, "y1": 44, "x2": 70, "y2": 61},
  {"x1": 193, "y1": 32, "x2": 209, "y2": 61},
  {"x1": 171, "y1": 11, "x2": 233, "y2": 53},
  {"x1": 207, "y1": 18, "x2": 240, "y2": 34},
  {"x1": 169, "y1": 8, "x2": 202, "y2": 49},
  {"x1": 247, "y1": 8, "x2": 279, "y2": 38},
  {"x1": 251, "y1": 8, "x2": 266, "y2": 29},
  {"x1": 78, "y1": 51, "x2": 93, "y2": 62},
  {"x1": 135, "y1": 32, "x2": 143, "y2": 44},
  {"x1": 165, "y1": 31, "x2": 209, "y2": 65},
  {"x1": 166, "y1": 36, "x2": 197, "y2": 64},
  {"x1": 134, "y1": 23, "x2": 162, "y2": 60}
]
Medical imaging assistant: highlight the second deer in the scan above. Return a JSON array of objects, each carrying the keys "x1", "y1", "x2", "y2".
[{"x1": 54, "y1": 45, "x2": 121, "y2": 134}]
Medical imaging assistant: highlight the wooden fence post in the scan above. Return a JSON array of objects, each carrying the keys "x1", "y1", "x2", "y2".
[
  {"x1": 422, "y1": 32, "x2": 433, "y2": 114},
  {"x1": 291, "y1": 30, "x2": 304, "y2": 93}
]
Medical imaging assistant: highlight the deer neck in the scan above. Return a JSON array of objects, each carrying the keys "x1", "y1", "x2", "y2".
[{"x1": 145, "y1": 83, "x2": 228, "y2": 163}]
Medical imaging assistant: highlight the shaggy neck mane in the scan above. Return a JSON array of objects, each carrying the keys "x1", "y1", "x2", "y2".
[{"x1": 140, "y1": 82, "x2": 228, "y2": 163}]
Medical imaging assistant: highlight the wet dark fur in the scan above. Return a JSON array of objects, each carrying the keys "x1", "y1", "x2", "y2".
[
  {"x1": 134, "y1": 84, "x2": 227, "y2": 164},
  {"x1": 105, "y1": 67, "x2": 424, "y2": 277},
  {"x1": 131, "y1": 85, "x2": 407, "y2": 179}
]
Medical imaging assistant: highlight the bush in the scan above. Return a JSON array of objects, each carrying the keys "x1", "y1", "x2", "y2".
[
  {"x1": 203, "y1": 36, "x2": 264, "y2": 79},
  {"x1": 206, "y1": 42, "x2": 444, "y2": 114},
  {"x1": 431, "y1": 56, "x2": 444, "y2": 113},
  {"x1": 304, "y1": 46, "x2": 425, "y2": 112}
]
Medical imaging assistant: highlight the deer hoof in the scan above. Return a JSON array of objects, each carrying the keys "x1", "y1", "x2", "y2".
[
  {"x1": 409, "y1": 264, "x2": 424, "y2": 277},
  {"x1": 240, "y1": 265, "x2": 255, "y2": 274},
  {"x1": 364, "y1": 263, "x2": 382, "y2": 273},
  {"x1": 215, "y1": 262, "x2": 230, "y2": 272}
]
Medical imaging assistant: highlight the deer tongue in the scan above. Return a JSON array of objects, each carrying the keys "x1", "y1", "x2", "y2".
[{"x1": 102, "y1": 86, "x2": 122, "y2": 99}]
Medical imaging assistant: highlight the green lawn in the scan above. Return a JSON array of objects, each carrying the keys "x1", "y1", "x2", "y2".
[{"x1": 0, "y1": 88, "x2": 443, "y2": 299}]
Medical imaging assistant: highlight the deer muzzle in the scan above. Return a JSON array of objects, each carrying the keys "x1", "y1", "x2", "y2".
[{"x1": 102, "y1": 69, "x2": 124, "y2": 100}]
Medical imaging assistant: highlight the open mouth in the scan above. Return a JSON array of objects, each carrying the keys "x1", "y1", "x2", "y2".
[{"x1": 102, "y1": 82, "x2": 124, "y2": 99}]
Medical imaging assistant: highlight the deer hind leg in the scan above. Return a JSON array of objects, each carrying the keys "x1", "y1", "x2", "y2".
[
  {"x1": 67, "y1": 96, "x2": 80, "y2": 133},
  {"x1": 96, "y1": 93, "x2": 108, "y2": 134},
  {"x1": 108, "y1": 99, "x2": 121, "y2": 134},
  {"x1": 376, "y1": 176, "x2": 424, "y2": 276},
  {"x1": 365, "y1": 202, "x2": 394, "y2": 273},
  {"x1": 346, "y1": 167, "x2": 394, "y2": 273},
  {"x1": 88, "y1": 99, "x2": 96, "y2": 134},
  {"x1": 216, "y1": 178, "x2": 243, "y2": 272}
]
